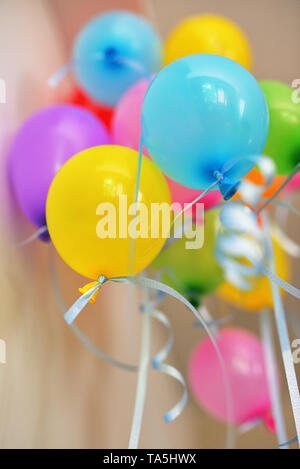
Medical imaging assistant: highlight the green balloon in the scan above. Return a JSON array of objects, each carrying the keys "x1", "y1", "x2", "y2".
[
  {"x1": 151, "y1": 210, "x2": 224, "y2": 307},
  {"x1": 260, "y1": 80, "x2": 300, "y2": 175}
]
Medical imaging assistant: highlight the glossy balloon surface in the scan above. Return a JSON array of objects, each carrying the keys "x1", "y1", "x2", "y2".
[
  {"x1": 73, "y1": 11, "x2": 162, "y2": 106},
  {"x1": 46, "y1": 145, "x2": 171, "y2": 279},
  {"x1": 151, "y1": 210, "x2": 224, "y2": 306},
  {"x1": 10, "y1": 104, "x2": 110, "y2": 236},
  {"x1": 189, "y1": 327, "x2": 274, "y2": 424},
  {"x1": 142, "y1": 54, "x2": 269, "y2": 190},
  {"x1": 112, "y1": 77, "x2": 221, "y2": 209},
  {"x1": 260, "y1": 80, "x2": 300, "y2": 175},
  {"x1": 218, "y1": 238, "x2": 289, "y2": 312},
  {"x1": 165, "y1": 14, "x2": 252, "y2": 70}
]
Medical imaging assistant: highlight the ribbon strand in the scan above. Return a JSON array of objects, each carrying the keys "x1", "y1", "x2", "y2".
[
  {"x1": 49, "y1": 247, "x2": 138, "y2": 372},
  {"x1": 263, "y1": 213, "x2": 300, "y2": 447},
  {"x1": 150, "y1": 308, "x2": 188, "y2": 423},
  {"x1": 260, "y1": 308, "x2": 288, "y2": 448}
]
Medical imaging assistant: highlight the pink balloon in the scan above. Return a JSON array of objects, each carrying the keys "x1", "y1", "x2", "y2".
[
  {"x1": 112, "y1": 78, "x2": 148, "y2": 151},
  {"x1": 285, "y1": 172, "x2": 300, "y2": 193},
  {"x1": 167, "y1": 178, "x2": 220, "y2": 211},
  {"x1": 112, "y1": 78, "x2": 221, "y2": 210},
  {"x1": 188, "y1": 327, "x2": 275, "y2": 425}
]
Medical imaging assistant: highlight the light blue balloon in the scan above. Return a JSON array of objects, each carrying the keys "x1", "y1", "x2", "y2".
[
  {"x1": 141, "y1": 54, "x2": 269, "y2": 199},
  {"x1": 73, "y1": 11, "x2": 162, "y2": 106}
]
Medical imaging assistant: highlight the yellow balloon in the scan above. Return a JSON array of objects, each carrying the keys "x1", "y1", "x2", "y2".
[
  {"x1": 46, "y1": 145, "x2": 171, "y2": 279},
  {"x1": 217, "y1": 239, "x2": 289, "y2": 312},
  {"x1": 164, "y1": 14, "x2": 252, "y2": 70}
]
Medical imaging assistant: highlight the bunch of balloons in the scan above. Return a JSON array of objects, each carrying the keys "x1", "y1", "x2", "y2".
[{"x1": 9, "y1": 9, "x2": 300, "y2": 448}]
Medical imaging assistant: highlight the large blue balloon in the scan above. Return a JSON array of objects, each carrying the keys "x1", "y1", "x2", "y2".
[
  {"x1": 73, "y1": 11, "x2": 162, "y2": 107},
  {"x1": 141, "y1": 54, "x2": 269, "y2": 199}
]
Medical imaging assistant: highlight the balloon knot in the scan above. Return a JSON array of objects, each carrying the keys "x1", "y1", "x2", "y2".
[
  {"x1": 214, "y1": 170, "x2": 224, "y2": 182},
  {"x1": 78, "y1": 275, "x2": 107, "y2": 304},
  {"x1": 214, "y1": 170, "x2": 240, "y2": 200}
]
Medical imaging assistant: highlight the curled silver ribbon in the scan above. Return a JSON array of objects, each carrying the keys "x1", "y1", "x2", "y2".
[
  {"x1": 216, "y1": 157, "x2": 300, "y2": 446},
  {"x1": 217, "y1": 202, "x2": 300, "y2": 300},
  {"x1": 64, "y1": 273, "x2": 235, "y2": 446},
  {"x1": 51, "y1": 247, "x2": 188, "y2": 426},
  {"x1": 15, "y1": 225, "x2": 48, "y2": 248},
  {"x1": 150, "y1": 308, "x2": 188, "y2": 423},
  {"x1": 49, "y1": 247, "x2": 138, "y2": 372},
  {"x1": 48, "y1": 53, "x2": 150, "y2": 88}
]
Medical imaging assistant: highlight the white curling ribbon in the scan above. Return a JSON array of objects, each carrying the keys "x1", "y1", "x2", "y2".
[
  {"x1": 238, "y1": 156, "x2": 276, "y2": 207},
  {"x1": 217, "y1": 199, "x2": 300, "y2": 447},
  {"x1": 239, "y1": 180, "x2": 264, "y2": 206},
  {"x1": 16, "y1": 225, "x2": 48, "y2": 248},
  {"x1": 220, "y1": 202, "x2": 263, "y2": 239},
  {"x1": 218, "y1": 204, "x2": 300, "y2": 300},
  {"x1": 218, "y1": 256, "x2": 254, "y2": 291},
  {"x1": 216, "y1": 234, "x2": 264, "y2": 291},
  {"x1": 49, "y1": 250, "x2": 138, "y2": 372},
  {"x1": 217, "y1": 233, "x2": 263, "y2": 263},
  {"x1": 263, "y1": 214, "x2": 300, "y2": 447},
  {"x1": 48, "y1": 54, "x2": 150, "y2": 88},
  {"x1": 260, "y1": 309, "x2": 288, "y2": 448},
  {"x1": 257, "y1": 156, "x2": 276, "y2": 186},
  {"x1": 151, "y1": 309, "x2": 188, "y2": 423}
]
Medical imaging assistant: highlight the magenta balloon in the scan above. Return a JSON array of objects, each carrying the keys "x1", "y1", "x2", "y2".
[
  {"x1": 112, "y1": 78, "x2": 221, "y2": 210},
  {"x1": 285, "y1": 172, "x2": 300, "y2": 193},
  {"x1": 112, "y1": 77, "x2": 149, "y2": 150},
  {"x1": 188, "y1": 327, "x2": 275, "y2": 425},
  {"x1": 167, "y1": 178, "x2": 221, "y2": 211},
  {"x1": 9, "y1": 104, "x2": 110, "y2": 239}
]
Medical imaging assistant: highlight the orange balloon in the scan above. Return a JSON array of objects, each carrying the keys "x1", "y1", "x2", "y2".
[{"x1": 233, "y1": 167, "x2": 285, "y2": 204}]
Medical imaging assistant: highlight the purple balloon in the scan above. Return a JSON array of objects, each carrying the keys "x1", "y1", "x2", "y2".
[{"x1": 9, "y1": 104, "x2": 110, "y2": 240}]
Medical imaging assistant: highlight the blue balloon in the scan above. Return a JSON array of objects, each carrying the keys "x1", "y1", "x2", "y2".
[
  {"x1": 73, "y1": 11, "x2": 162, "y2": 106},
  {"x1": 141, "y1": 54, "x2": 269, "y2": 199}
]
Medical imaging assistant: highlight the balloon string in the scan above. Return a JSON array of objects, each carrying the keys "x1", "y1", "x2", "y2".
[
  {"x1": 263, "y1": 196, "x2": 300, "y2": 258},
  {"x1": 256, "y1": 162, "x2": 300, "y2": 215},
  {"x1": 112, "y1": 275, "x2": 235, "y2": 449},
  {"x1": 51, "y1": 244, "x2": 187, "y2": 427},
  {"x1": 238, "y1": 155, "x2": 276, "y2": 208},
  {"x1": 272, "y1": 223, "x2": 300, "y2": 258},
  {"x1": 48, "y1": 62, "x2": 74, "y2": 87},
  {"x1": 161, "y1": 176, "x2": 220, "y2": 251},
  {"x1": 49, "y1": 245, "x2": 137, "y2": 372},
  {"x1": 263, "y1": 198, "x2": 300, "y2": 218},
  {"x1": 247, "y1": 253, "x2": 300, "y2": 299},
  {"x1": 171, "y1": 177, "x2": 220, "y2": 231},
  {"x1": 194, "y1": 305, "x2": 219, "y2": 338},
  {"x1": 237, "y1": 417, "x2": 263, "y2": 435},
  {"x1": 15, "y1": 225, "x2": 48, "y2": 248},
  {"x1": 48, "y1": 55, "x2": 150, "y2": 88},
  {"x1": 194, "y1": 310, "x2": 235, "y2": 332},
  {"x1": 263, "y1": 213, "x2": 300, "y2": 447},
  {"x1": 126, "y1": 81, "x2": 153, "y2": 448},
  {"x1": 128, "y1": 136, "x2": 144, "y2": 274},
  {"x1": 260, "y1": 308, "x2": 288, "y2": 448},
  {"x1": 150, "y1": 308, "x2": 188, "y2": 423},
  {"x1": 128, "y1": 287, "x2": 152, "y2": 449},
  {"x1": 127, "y1": 135, "x2": 149, "y2": 449},
  {"x1": 63, "y1": 273, "x2": 235, "y2": 447},
  {"x1": 279, "y1": 436, "x2": 298, "y2": 447},
  {"x1": 217, "y1": 205, "x2": 300, "y2": 299}
]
